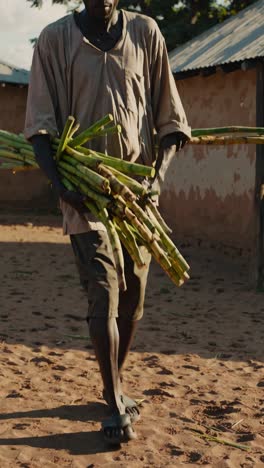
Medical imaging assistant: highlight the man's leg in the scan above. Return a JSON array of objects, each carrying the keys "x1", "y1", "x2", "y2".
[
  {"x1": 89, "y1": 318, "x2": 123, "y2": 413},
  {"x1": 115, "y1": 245, "x2": 152, "y2": 419},
  {"x1": 70, "y1": 231, "x2": 136, "y2": 443}
]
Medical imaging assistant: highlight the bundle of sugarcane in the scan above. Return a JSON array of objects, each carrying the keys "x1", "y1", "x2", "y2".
[
  {"x1": 0, "y1": 114, "x2": 190, "y2": 291},
  {"x1": 190, "y1": 126, "x2": 264, "y2": 145}
]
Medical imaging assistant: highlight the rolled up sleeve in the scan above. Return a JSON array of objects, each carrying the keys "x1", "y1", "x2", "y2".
[
  {"x1": 24, "y1": 31, "x2": 59, "y2": 140},
  {"x1": 150, "y1": 32, "x2": 191, "y2": 142}
]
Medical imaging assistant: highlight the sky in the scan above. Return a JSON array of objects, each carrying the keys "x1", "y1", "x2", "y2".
[
  {"x1": 0, "y1": 0, "x2": 227, "y2": 71},
  {"x1": 0, "y1": 0, "x2": 70, "y2": 70}
]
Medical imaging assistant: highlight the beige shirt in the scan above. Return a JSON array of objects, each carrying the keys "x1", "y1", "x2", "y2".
[{"x1": 24, "y1": 10, "x2": 191, "y2": 235}]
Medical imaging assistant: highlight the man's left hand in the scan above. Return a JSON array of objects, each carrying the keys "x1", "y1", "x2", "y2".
[{"x1": 160, "y1": 131, "x2": 189, "y2": 152}]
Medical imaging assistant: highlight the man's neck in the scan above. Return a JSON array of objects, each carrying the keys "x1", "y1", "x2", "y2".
[{"x1": 83, "y1": 8, "x2": 119, "y2": 33}]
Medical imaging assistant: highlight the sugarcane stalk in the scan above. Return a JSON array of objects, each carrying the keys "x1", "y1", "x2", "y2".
[
  {"x1": 58, "y1": 160, "x2": 110, "y2": 195},
  {"x1": 99, "y1": 207, "x2": 127, "y2": 292},
  {"x1": 146, "y1": 205, "x2": 188, "y2": 279},
  {"x1": 56, "y1": 115, "x2": 75, "y2": 161},
  {"x1": 146, "y1": 199, "x2": 172, "y2": 235},
  {"x1": 68, "y1": 124, "x2": 122, "y2": 147},
  {"x1": 74, "y1": 147, "x2": 155, "y2": 178},
  {"x1": 98, "y1": 163, "x2": 137, "y2": 203},
  {"x1": 19, "y1": 148, "x2": 36, "y2": 161},
  {"x1": 109, "y1": 167, "x2": 147, "y2": 197},
  {"x1": 190, "y1": 136, "x2": 264, "y2": 145},
  {"x1": 114, "y1": 217, "x2": 146, "y2": 268},
  {"x1": 128, "y1": 200, "x2": 156, "y2": 233},
  {"x1": 0, "y1": 149, "x2": 38, "y2": 167},
  {"x1": 0, "y1": 129, "x2": 32, "y2": 146},
  {"x1": 115, "y1": 222, "x2": 138, "y2": 265},
  {"x1": 145, "y1": 204, "x2": 190, "y2": 273},
  {"x1": 0, "y1": 133, "x2": 32, "y2": 152},
  {"x1": 68, "y1": 123, "x2": 80, "y2": 140},
  {"x1": 61, "y1": 176, "x2": 75, "y2": 192},
  {"x1": 68, "y1": 114, "x2": 114, "y2": 148},
  {"x1": 94, "y1": 124, "x2": 122, "y2": 138},
  {"x1": 192, "y1": 126, "x2": 264, "y2": 137},
  {"x1": 58, "y1": 167, "x2": 110, "y2": 208},
  {"x1": 60, "y1": 155, "x2": 111, "y2": 194}
]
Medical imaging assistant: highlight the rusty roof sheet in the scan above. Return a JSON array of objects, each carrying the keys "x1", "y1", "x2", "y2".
[
  {"x1": 170, "y1": 0, "x2": 264, "y2": 74},
  {"x1": 0, "y1": 61, "x2": 29, "y2": 85}
]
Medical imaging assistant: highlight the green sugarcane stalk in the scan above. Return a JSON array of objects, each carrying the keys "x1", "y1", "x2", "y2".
[
  {"x1": 114, "y1": 196, "x2": 187, "y2": 285},
  {"x1": 58, "y1": 167, "x2": 110, "y2": 208},
  {"x1": 114, "y1": 217, "x2": 146, "y2": 268},
  {"x1": 146, "y1": 199, "x2": 172, "y2": 235},
  {"x1": 191, "y1": 126, "x2": 264, "y2": 137},
  {"x1": 99, "y1": 207, "x2": 127, "y2": 292},
  {"x1": 56, "y1": 115, "x2": 75, "y2": 161},
  {"x1": 145, "y1": 205, "x2": 188, "y2": 279},
  {"x1": 61, "y1": 176, "x2": 75, "y2": 192},
  {"x1": 0, "y1": 130, "x2": 32, "y2": 147},
  {"x1": 68, "y1": 123, "x2": 80, "y2": 140},
  {"x1": 68, "y1": 124, "x2": 122, "y2": 147},
  {"x1": 0, "y1": 162, "x2": 25, "y2": 169},
  {"x1": 0, "y1": 149, "x2": 38, "y2": 167},
  {"x1": 0, "y1": 134, "x2": 32, "y2": 152},
  {"x1": 109, "y1": 167, "x2": 147, "y2": 197},
  {"x1": 60, "y1": 155, "x2": 111, "y2": 194},
  {"x1": 98, "y1": 163, "x2": 137, "y2": 203},
  {"x1": 96, "y1": 124, "x2": 122, "y2": 137},
  {"x1": 114, "y1": 222, "x2": 138, "y2": 265},
  {"x1": 58, "y1": 160, "x2": 110, "y2": 195},
  {"x1": 113, "y1": 197, "x2": 173, "y2": 271},
  {"x1": 128, "y1": 200, "x2": 156, "y2": 234},
  {"x1": 145, "y1": 204, "x2": 189, "y2": 274},
  {"x1": 190, "y1": 136, "x2": 264, "y2": 145},
  {"x1": 75, "y1": 147, "x2": 155, "y2": 178},
  {"x1": 19, "y1": 148, "x2": 36, "y2": 161},
  {"x1": 68, "y1": 114, "x2": 114, "y2": 148}
]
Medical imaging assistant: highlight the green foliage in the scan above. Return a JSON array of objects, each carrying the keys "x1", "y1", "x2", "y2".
[{"x1": 27, "y1": 0, "x2": 259, "y2": 50}]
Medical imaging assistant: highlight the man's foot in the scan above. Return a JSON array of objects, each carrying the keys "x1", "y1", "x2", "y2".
[
  {"x1": 103, "y1": 389, "x2": 141, "y2": 423},
  {"x1": 121, "y1": 394, "x2": 141, "y2": 423},
  {"x1": 102, "y1": 413, "x2": 137, "y2": 445}
]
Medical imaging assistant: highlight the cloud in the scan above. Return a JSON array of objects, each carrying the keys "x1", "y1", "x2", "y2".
[{"x1": 0, "y1": 0, "x2": 69, "y2": 69}]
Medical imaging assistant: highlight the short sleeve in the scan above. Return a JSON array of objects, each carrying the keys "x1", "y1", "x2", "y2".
[{"x1": 24, "y1": 31, "x2": 59, "y2": 140}]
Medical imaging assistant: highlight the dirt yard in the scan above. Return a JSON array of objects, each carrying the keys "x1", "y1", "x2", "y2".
[{"x1": 0, "y1": 214, "x2": 263, "y2": 468}]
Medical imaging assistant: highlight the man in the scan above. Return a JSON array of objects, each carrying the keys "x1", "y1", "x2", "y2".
[{"x1": 25, "y1": 0, "x2": 191, "y2": 445}]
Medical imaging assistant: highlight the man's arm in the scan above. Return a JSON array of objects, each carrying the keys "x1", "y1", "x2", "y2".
[
  {"x1": 149, "y1": 24, "x2": 191, "y2": 184},
  {"x1": 154, "y1": 131, "x2": 189, "y2": 185},
  {"x1": 31, "y1": 134, "x2": 87, "y2": 213}
]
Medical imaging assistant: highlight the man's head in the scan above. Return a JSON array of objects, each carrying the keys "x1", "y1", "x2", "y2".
[{"x1": 83, "y1": 0, "x2": 119, "y2": 20}]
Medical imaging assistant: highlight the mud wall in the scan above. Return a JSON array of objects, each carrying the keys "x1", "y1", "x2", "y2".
[{"x1": 160, "y1": 69, "x2": 257, "y2": 250}]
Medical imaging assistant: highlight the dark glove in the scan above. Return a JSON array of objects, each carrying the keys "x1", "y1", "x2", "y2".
[
  {"x1": 160, "y1": 131, "x2": 189, "y2": 152},
  {"x1": 59, "y1": 188, "x2": 88, "y2": 214},
  {"x1": 154, "y1": 131, "x2": 189, "y2": 185},
  {"x1": 31, "y1": 133, "x2": 88, "y2": 214}
]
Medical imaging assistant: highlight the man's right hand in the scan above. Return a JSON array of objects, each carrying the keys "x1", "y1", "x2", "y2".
[
  {"x1": 59, "y1": 188, "x2": 88, "y2": 214},
  {"x1": 31, "y1": 134, "x2": 88, "y2": 215}
]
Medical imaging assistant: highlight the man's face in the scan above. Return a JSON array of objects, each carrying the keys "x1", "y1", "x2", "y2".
[{"x1": 83, "y1": 0, "x2": 119, "y2": 20}]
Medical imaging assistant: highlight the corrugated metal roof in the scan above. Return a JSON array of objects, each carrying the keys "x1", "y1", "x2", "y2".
[
  {"x1": 0, "y1": 62, "x2": 29, "y2": 85},
  {"x1": 170, "y1": 0, "x2": 264, "y2": 74}
]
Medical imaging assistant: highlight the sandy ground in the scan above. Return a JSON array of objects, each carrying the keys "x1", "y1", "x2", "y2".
[{"x1": 0, "y1": 213, "x2": 263, "y2": 468}]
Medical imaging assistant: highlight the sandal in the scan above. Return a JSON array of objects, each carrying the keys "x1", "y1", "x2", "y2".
[
  {"x1": 102, "y1": 413, "x2": 137, "y2": 445},
  {"x1": 103, "y1": 389, "x2": 141, "y2": 423}
]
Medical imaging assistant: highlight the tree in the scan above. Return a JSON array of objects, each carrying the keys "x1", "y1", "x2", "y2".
[{"x1": 27, "y1": 0, "x2": 259, "y2": 50}]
